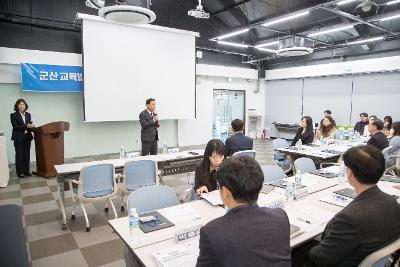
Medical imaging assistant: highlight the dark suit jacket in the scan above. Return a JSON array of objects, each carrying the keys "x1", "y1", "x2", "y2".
[
  {"x1": 367, "y1": 131, "x2": 389, "y2": 151},
  {"x1": 139, "y1": 110, "x2": 158, "y2": 142},
  {"x1": 196, "y1": 204, "x2": 291, "y2": 267},
  {"x1": 291, "y1": 128, "x2": 314, "y2": 146},
  {"x1": 224, "y1": 132, "x2": 253, "y2": 157},
  {"x1": 308, "y1": 186, "x2": 400, "y2": 267},
  {"x1": 194, "y1": 163, "x2": 219, "y2": 191},
  {"x1": 10, "y1": 111, "x2": 33, "y2": 141},
  {"x1": 354, "y1": 121, "x2": 368, "y2": 135}
]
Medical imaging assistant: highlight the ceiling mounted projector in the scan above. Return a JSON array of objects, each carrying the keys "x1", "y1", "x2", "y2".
[
  {"x1": 188, "y1": 0, "x2": 210, "y2": 19},
  {"x1": 354, "y1": 0, "x2": 378, "y2": 16},
  {"x1": 87, "y1": 0, "x2": 156, "y2": 24},
  {"x1": 276, "y1": 36, "x2": 313, "y2": 57}
]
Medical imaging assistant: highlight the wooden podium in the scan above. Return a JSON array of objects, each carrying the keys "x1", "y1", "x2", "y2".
[{"x1": 34, "y1": 121, "x2": 70, "y2": 178}]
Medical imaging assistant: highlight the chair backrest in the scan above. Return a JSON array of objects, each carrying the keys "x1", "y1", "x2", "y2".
[
  {"x1": 382, "y1": 146, "x2": 393, "y2": 160},
  {"x1": 273, "y1": 138, "x2": 289, "y2": 150},
  {"x1": 358, "y1": 237, "x2": 400, "y2": 267},
  {"x1": 124, "y1": 160, "x2": 157, "y2": 191},
  {"x1": 261, "y1": 165, "x2": 287, "y2": 183},
  {"x1": 232, "y1": 150, "x2": 256, "y2": 159},
  {"x1": 127, "y1": 185, "x2": 178, "y2": 214},
  {"x1": 81, "y1": 163, "x2": 114, "y2": 194},
  {"x1": 294, "y1": 157, "x2": 316, "y2": 173}
]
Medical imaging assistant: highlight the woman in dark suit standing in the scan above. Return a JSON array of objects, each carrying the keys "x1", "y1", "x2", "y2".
[{"x1": 10, "y1": 99, "x2": 35, "y2": 178}]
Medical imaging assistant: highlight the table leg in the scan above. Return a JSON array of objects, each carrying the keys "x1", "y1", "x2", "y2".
[{"x1": 57, "y1": 175, "x2": 67, "y2": 230}]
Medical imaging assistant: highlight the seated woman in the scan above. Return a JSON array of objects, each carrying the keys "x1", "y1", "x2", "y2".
[
  {"x1": 383, "y1": 116, "x2": 393, "y2": 136},
  {"x1": 387, "y1": 121, "x2": 400, "y2": 167},
  {"x1": 316, "y1": 116, "x2": 336, "y2": 140},
  {"x1": 195, "y1": 139, "x2": 224, "y2": 196},
  {"x1": 291, "y1": 116, "x2": 314, "y2": 146}
]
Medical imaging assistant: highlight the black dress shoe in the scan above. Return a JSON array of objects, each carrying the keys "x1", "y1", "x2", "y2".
[
  {"x1": 18, "y1": 174, "x2": 25, "y2": 178},
  {"x1": 24, "y1": 172, "x2": 33, "y2": 176}
]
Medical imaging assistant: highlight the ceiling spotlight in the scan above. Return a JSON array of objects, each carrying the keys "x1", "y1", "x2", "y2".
[{"x1": 355, "y1": 0, "x2": 378, "y2": 14}]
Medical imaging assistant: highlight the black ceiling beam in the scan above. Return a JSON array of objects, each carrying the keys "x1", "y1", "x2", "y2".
[{"x1": 210, "y1": 0, "x2": 253, "y2": 16}]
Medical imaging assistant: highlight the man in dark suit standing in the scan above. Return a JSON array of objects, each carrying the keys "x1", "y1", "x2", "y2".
[
  {"x1": 10, "y1": 99, "x2": 34, "y2": 178},
  {"x1": 196, "y1": 156, "x2": 291, "y2": 267},
  {"x1": 139, "y1": 98, "x2": 159, "y2": 156},
  {"x1": 367, "y1": 119, "x2": 389, "y2": 151},
  {"x1": 224, "y1": 119, "x2": 253, "y2": 157},
  {"x1": 307, "y1": 145, "x2": 400, "y2": 267}
]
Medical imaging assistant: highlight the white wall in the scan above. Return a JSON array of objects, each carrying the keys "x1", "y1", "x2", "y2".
[
  {"x1": 264, "y1": 55, "x2": 400, "y2": 80},
  {"x1": 0, "y1": 48, "x2": 264, "y2": 161},
  {"x1": 178, "y1": 73, "x2": 265, "y2": 147}
]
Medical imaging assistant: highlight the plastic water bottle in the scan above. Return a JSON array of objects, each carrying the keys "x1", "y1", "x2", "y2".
[
  {"x1": 295, "y1": 170, "x2": 302, "y2": 187},
  {"x1": 162, "y1": 142, "x2": 168, "y2": 154},
  {"x1": 120, "y1": 145, "x2": 125, "y2": 159},
  {"x1": 296, "y1": 139, "x2": 303, "y2": 149},
  {"x1": 285, "y1": 182, "x2": 295, "y2": 202},
  {"x1": 129, "y1": 208, "x2": 140, "y2": 243},
  {"x1": 338, "y1": 163, "x2": 347, "y2": 188}
]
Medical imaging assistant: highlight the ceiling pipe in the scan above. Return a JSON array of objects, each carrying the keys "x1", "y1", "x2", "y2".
[{"x1": 321, "y1": 7, "x2": 396, "y2": 35}]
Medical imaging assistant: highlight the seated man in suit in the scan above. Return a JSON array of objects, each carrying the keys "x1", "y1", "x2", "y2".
[
  {"x1": 354, "y1": 112, "x2": 368, "y2": 135},
  {"x1": 224, "y1": 119, "x2": 253, "y2": 157},
  {"x1": 367, "y1": 119, "x2": 389, "y2": 151},
  {"x1": 196, "y1": 156, "x2": 291, "y2": 267},
  {"x1": 307, "y1": 145, "x2": 400, "y2": 267}
]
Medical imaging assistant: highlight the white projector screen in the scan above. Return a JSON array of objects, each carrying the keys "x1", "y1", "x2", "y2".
[{"x1": 82, "y1": 16, "x2": 197, "y2": 122}]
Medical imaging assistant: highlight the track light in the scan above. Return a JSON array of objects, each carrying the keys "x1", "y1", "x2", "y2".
[
  {"x1": 255, "y1": 41, "x2": 279, "y2": 48},
  {"x1": 379, "y1": 14, "x2": 400, "y2": 21},
  {"x1": 217, "y1": 41, "x2": 249, "y2": 48},
  {"x1": 386, "y1": 0, "x2": 400, "y2": 5},
  {"x1": 308, "y1": 25, "x2": 353, "y2": 37},
  {"x1": 337, "y1": 0, "x2": 359, "y2": 5},
  {"x1": 256, "y1": 47, "x2": 276, "y2": 53},
  {"x1": 262, "y1": 11, "x2": 309, "y2": 27},
  {"x1": 216, "y1": 28, "x2": 249, "y2": 40},
  {"x1": 347, "y1": 36, "x2": 384, "y2": 45}
]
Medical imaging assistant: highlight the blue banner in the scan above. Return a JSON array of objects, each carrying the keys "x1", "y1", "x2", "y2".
[{"x1": 21, "y1": 63, "x2": 83, "y2": 92}]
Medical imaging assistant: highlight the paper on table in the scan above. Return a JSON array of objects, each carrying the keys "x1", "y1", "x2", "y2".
[
  {"x1": 153, "y1": 240, "x2": 199, "y2": 267},
  {"x1": 200, "y1": 190, "x2": 223, "y2": 206},
  {"x1": 294, "y1": 206, "x2": 336, "y2": 225},
  {"x1": 319, "y1": 194, "x2": 352, "y2": 208},
  {"x1": 164, "y1": 205, "x2": 201, "y2": 224}
]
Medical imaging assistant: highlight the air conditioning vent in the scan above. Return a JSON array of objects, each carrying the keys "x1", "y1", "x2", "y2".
[
  {"x1": 98, "y1": 0, "x2": 156, "y2": 25},
  {"x1": 276, "y1": 36, "x2": 313, "y2": 57}
]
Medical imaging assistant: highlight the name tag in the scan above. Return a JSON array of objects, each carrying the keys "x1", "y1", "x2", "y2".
[{"x1": 175, "y1": 224, "x2": 202, "y2": 243}]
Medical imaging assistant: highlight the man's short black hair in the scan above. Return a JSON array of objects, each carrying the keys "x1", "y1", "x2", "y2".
[
  {"x1": 360, "y1": 112, "x2": 368, "y2": 117},
  {"x1": 216, "y1": 156, "x2": 263, "y2": 203},
  {"x1": 372, "y1": 119, "x2": 384, "y2": 130},
  {"x1": 146, "y1": 98, "x2": 155, "y2": 105},
  {"x1": 343, "y1": 146, "x2": 385, "y2": 185},
  {"x1": 324, "y1": 110, "x2": 332, "y2": 115},
  {"x1": 231, "y1": 119, "x2": 244, "y2": 132}
]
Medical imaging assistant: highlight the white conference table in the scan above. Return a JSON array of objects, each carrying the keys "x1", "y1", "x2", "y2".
[
  {"x1": 109, "y1": 166, "x2": 400, "y2": 266},
  {"x1": 108, "y1": 166, "x2": 400, "y2": 267},
  {"x1": 277, "y1": 140, "x2": 366, "y2": 170},
  {"x1": 54, "y1": 149, "x2": 204, "y2": 230}
]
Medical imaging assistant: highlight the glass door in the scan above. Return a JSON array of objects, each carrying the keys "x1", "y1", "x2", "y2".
[{"x1": 212, "y1": 90, "x2": 245, "y2": 142}]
